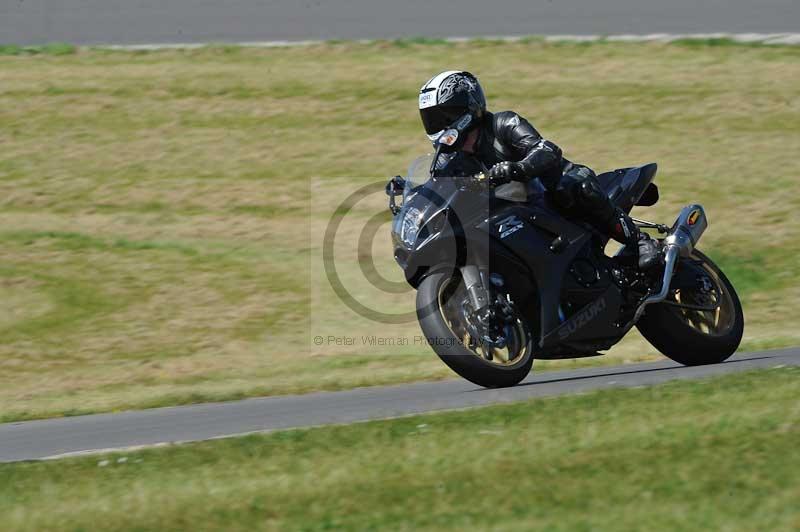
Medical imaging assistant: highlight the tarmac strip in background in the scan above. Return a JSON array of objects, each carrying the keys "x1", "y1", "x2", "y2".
[
  {"x1": 3, "y1": 0, "x2": 800, "y2": 46},
  {"x1": 0, "y1": 348, "x2": 798, "y2": 463}
]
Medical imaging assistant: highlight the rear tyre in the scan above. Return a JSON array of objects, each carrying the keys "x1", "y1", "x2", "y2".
[
  {"x1": 636, "y1": 250, "x2": 744, "y2": 366},
  {"x1": 416, "y1": 271, "x2": 534, "y2": 388}
]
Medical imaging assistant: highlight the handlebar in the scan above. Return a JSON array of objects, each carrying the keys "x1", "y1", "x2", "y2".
[{"x1": 385, "y1": 172, "x2": 497, "y2": 215}]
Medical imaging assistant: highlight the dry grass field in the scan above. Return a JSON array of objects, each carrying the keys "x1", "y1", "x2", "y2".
[{"x1": 1, "y1": 39, "x2": 799, "y2": 420}]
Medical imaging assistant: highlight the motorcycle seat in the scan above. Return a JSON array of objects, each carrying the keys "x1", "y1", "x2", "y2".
[{"x1": 596, "y1": 163, "x2": 658, "y2": 211}]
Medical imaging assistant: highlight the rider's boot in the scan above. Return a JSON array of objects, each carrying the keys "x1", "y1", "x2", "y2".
[{"x1": 610, "y1": 208, "x2": 661, "y2": 270}]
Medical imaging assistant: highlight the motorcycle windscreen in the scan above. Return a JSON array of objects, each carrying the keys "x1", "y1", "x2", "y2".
[
  {"x1": 406, "y1": 154, "x2": 435, "y2": 184},
  {"x1": 402, "y1": 154, "x2": 436, "y2": 203}
]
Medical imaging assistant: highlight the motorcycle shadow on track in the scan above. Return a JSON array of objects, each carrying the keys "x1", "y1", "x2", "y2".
[{"x1": 461, "y1": 355, "x2": 774, "y2": 392}]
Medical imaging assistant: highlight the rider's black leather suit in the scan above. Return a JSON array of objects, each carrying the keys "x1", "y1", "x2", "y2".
[{"x1": 434, "y1": 111, "x2": 619, "y2": 237}]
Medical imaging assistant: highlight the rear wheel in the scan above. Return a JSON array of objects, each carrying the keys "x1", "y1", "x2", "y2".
[
  {"x1": 416, "y1": 271, "x2": 534, "y2": 388},
  {"x1": 636, "y1": 250, "x2": 744, "y2": 366}
]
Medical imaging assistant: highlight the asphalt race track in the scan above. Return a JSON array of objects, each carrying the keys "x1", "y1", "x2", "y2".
[
  {"x1": 2, "y1": 0, "x2": 800, "y2": 46},
  {"x1": 1, "y1": 348, "x2": 798, "y2": 462}
]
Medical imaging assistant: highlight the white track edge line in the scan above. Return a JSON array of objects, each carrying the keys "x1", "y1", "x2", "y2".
[{"x1": 88, "y1": 33, "x2": 800, "y2": 51}]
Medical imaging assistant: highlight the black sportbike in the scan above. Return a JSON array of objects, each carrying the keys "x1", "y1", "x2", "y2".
[{"x1": 387, "y1": 150, "x2": 744, "y2": 388}]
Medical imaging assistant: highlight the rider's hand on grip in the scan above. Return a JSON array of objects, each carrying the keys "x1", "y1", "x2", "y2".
[{"x1": 489, "y1": 161, "x2": 528, "y2": 185}]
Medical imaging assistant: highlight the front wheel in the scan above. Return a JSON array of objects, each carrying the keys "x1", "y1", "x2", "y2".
[
  {"x1": 636, "y1": 250, "x2": 744, "y2": 366},
  {"x1": 416, "y1": 271, "x2": 534, "y2": 388}
]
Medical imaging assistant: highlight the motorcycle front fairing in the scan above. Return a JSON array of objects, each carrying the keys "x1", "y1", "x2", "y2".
[{"x1": 391, "y1": 174, "x2": 490, "y2": 287}]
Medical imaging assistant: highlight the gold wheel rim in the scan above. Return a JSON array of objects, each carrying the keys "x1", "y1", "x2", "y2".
[
  {"x1": 669, "y1": 252, "x2": 736, "y2": 337},
  {"x1": 437, "y1": 276, "x2": 530, "y2": 369}
]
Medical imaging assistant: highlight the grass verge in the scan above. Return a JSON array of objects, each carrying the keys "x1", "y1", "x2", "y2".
[
  {"x1": 0, "y1": 42, "x2": 77, "y2": 56},
  {"x1": 1, "y1": 40, "x2": 799, "y2": 420},
  {"x1": 1, "y1": 368, "x2": 799, "y2": 531}
]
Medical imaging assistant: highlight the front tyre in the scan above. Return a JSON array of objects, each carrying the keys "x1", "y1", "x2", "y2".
[
  {"x1": 636, "y1": 250, "x2": 744, "y2": 366},
  {"x1": 416, "y1": 271, "x2": 534, "y2": 388}
]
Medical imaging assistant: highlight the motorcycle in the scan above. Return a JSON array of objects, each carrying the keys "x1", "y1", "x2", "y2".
[{"x1": 386, "y1": 138, "x2": 744, "y2": 388}]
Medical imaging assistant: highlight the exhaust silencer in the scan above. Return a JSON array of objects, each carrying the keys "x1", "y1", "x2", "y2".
[
  {"x1": 630, "y1": 204, "x2": 709, "y2": 324},
  {"x1": 665, "y1": 204, "x2": 708, "y2": 257}
]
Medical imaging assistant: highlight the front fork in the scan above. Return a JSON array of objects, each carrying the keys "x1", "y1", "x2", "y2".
[
  {"x1": 459, "y1": 265, "x2": 518, "y2": 349},
  {"x1": 461, "y1": 265, "x2": 490, "y2": 311}
]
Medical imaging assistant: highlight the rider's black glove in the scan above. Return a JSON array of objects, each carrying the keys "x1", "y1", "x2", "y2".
[
  {"x1": 488, "y1": 161, "x2": 530, "y2": 185},
  {"x1": 385, "y1": 175, "x2": 405, "y2": 196}
]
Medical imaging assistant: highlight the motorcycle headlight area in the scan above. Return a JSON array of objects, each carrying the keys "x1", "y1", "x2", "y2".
[
  {"x1": 400, "y1": 207, "x2": 424, "y2": 248},
  {"x1": 400, "y1": 208, "x2": 447, "y2": 249}
]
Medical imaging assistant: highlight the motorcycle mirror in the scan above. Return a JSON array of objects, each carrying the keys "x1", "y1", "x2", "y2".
[{"x1": 428, "y1": 113, "x2": 473, "y2": 176}]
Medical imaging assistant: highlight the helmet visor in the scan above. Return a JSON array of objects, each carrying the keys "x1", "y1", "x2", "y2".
[{"x1": 420, "y1": 106, "x2": 468, "y2": 138}]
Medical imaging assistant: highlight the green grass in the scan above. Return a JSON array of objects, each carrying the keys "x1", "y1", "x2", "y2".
[
  {"x1": 392, "y1": 37, "x2": 454, "y2": 47},
  {"x1": 670, "y1": 37, "x2": 783, "y2": 49},
  {"x1": 0, "y1": 42, "x2": 76, "y2": 56},
  {"x1": 1, "y1": 40, "x2": 799, "y2": 421},
  {"x1": 1, "y1": 368, "x2": 799, "y2": 531}
]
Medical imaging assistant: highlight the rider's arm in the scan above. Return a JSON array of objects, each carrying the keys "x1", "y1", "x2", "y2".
[{"x1": 495, "y1": 111, "x2": 563, "y2": 188}]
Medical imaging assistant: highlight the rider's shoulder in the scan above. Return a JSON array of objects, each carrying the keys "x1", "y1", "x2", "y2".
[
  {"x1": 491, "y1": 110, "x2": 534, "y2": 130},
  {"x1": 492, "y1": 110, "x2": 520, "y2": 122}
]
